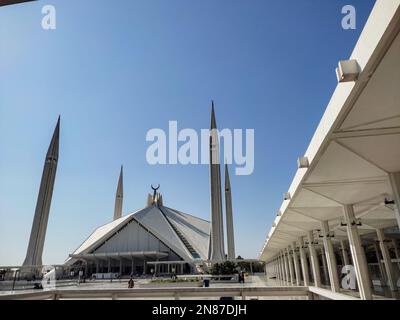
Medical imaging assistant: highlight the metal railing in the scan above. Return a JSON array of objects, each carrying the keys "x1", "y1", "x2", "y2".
[
  {"x1": 0, "y1": 286, "x2": 310, "y2": 300},
  {"x1": 0, "y1": 285, "x2": 362, "y2": 300},
  {"x1": 308, "y1": 286, "x2": 360, "y2": 300}
]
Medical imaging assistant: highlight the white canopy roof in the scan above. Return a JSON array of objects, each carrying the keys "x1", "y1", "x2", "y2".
[
  {"x1": 259, "y1": 0, "x2": 400, "y2": 262},
  {"x1": 65, "y1": 205, "x2": 210, "y2": 265}
]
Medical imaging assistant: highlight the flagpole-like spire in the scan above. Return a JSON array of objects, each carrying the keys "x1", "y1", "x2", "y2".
[
  {"x1": 225, "y1": 163, "x2": 235, "y2": 260},
  {"x1": 23, "y1": 116, "x2": 60, "y2": 266},
  {"x1": 113, "y1": 165, "x2": 123, "y2": 220},
  {"x1": 211, "y1": 100, "x2": 217, "y2": 129},
  {"x1": 208, "y1": 100, "x2": 226, "y2": 261}
]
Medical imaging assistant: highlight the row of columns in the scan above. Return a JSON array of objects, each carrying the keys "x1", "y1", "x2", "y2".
[
  {"x1": 265, "y1": 167, "x2": 400, "y2": 301},
  {"x1": 266, "y1": 202, "x2": 400, "y2": 300}
]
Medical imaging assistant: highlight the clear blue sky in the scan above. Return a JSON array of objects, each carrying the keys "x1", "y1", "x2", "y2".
[{"x1": 0, "y1": 0, "x2": 376, "y2": 265}]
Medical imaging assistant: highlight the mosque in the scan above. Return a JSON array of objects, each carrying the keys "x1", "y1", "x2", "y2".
[{"x1": 22, "y1": 105, "x2": 236, "y2": 277}]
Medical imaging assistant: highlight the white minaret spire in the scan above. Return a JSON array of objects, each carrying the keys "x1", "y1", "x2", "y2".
[
  {"x1": 23, "y1": 116, "x2": 60, "y2": 266},
  {"x1": 225, "y1": 163, "x2": 236, "y2": 260},
  {"x1": 209, "y1": 101, "x2": 226, "y2": 261},
  {"x1": 113, "y1": 165, "x2": 123, "y2": 220}
]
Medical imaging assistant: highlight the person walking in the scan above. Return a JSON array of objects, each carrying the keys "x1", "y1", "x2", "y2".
[{"x1": 128, "y1": 276, "x2": 134, "y2": 288}]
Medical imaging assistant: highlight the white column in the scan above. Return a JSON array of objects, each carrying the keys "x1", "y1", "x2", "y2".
[
  {"x1": 321, "y1": 221, "x2": 340, "y2": 292},
  {"x1": 286, "y1": 247, "x2": 294, "y2": 285},
  {"x1": 282, "y1": 251, "x2": 289, "y2": 284},
  {"x1": 373, "y1": 242, "x2": 386, "y2": 283},
  {"x1": 299, "y1": 236, "x2": 310, "y2": 287},
  {"x1": 340, "y1": 240, "x2": 350, "y2": 266},
  {"x1": 320, "y1": 247, "x2": 329, "y2": 285},
  {"x1": 388, "y1": 173, "x2": 400, "y2": 229},
  {"x1": 268, "y1": 261, "x2": 271, "y2": 278},
  {"x1": 292, "y1": 242, "x2": 301, "y2": 286},
  {"x1": 343, "y1": 204, "x2": 373, "y2": 300},
  {"x1": 392, "y1": 239, "x2": 400, "y2": 272},
  {"x1": 376, "y1": 228, "x2": 397, "y2": 292},
  {"x1": 278, "y1": 255, "x2": 283, "y2": 281},
  {"x1": 307, "y1": 231, "x2": 321, "y2": 287},
  {"x1": 279, "y1": 255, "x2": 285, "y2": 283},
  {"x1": 275, "y1": 257, "x2": 280, "y2": 280},
  {"x1": 276, "y1": 256, "x2": 281, "y2": 280}
]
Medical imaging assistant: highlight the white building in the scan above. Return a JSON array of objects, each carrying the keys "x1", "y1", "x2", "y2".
[
  {"x1": 260, "y1": 0, "x2": 400, "y2": 300},
  {"x1": 65, "y1": 194, "x2": 210, "y2": 276}
]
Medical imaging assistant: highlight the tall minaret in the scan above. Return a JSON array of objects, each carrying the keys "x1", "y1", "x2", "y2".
[
  {"x1": 23, "y1": 117, "x2": 60, "y2": 266},
  {"x1": 113, "y1": 165, "x2": 123, "y2": 220},
  {"x1": 209, "y1": 101, "x2": 225, "y2": 261},
  {"x1": 225, "y1": 164, "x2": 236, "y2": 260}
]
